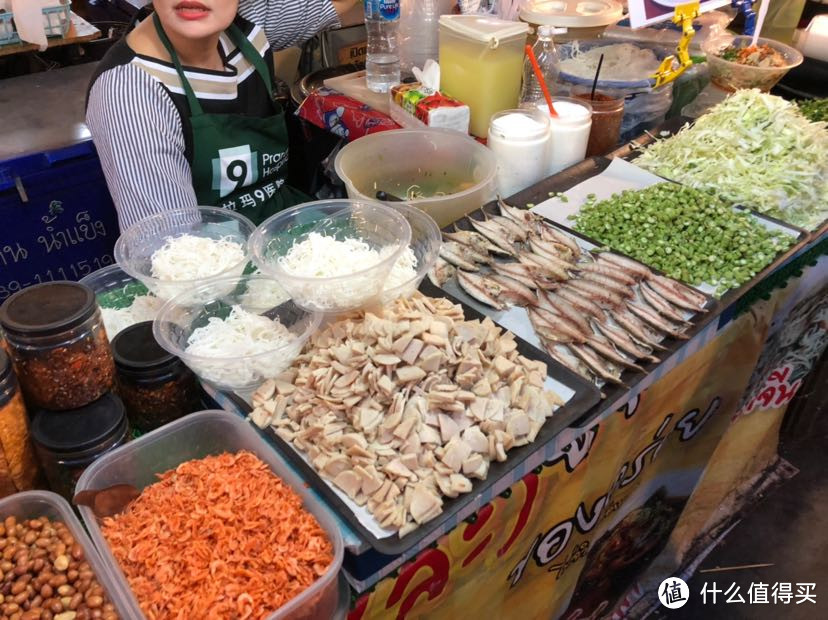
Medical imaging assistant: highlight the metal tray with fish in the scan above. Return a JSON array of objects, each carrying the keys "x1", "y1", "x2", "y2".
[
  {"x1": 431, "y1": 196, "x2": 720, "y2": 405},
  {"x1": 232, "y1": 284, "x2": 601, "y2": 556}
]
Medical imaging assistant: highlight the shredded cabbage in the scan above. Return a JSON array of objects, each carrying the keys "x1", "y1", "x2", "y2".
[
  {"x1": 636, "y1": 90, "x2": 828, "y2": 230},
  {"x1": 184, "y1": 305, "x2": 299, "y2": 387}
]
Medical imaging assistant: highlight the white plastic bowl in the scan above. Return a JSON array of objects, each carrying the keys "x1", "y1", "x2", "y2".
[
  {"x1": 153, "y1": 274, "x2": 321, "y2": 392},
  {"x1": 114, "y1": 206, "x2": 256, "y2": 301},
  {"x1": 249, "y1": 200, "x2": 412, "y2": 313},
  {"x1": 380, "y1": 203, "x2": 442, "y2": 304}
]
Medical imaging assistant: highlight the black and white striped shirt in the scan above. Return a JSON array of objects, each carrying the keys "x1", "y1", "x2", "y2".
[{"x1": 87, "y1": 0, "x2": 339, "y2": 231}]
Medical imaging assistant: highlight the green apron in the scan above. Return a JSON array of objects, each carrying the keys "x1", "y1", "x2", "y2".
[{"x1": 153, "y1": 14, "x2": 309, "y2": 225}]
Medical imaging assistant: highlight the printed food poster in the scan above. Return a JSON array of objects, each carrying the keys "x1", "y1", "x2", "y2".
[{"x1": 628, "y1": 0, "x2": 731, "y2": 28}]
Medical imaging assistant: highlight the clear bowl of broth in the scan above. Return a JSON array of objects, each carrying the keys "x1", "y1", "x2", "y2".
[{"x1": 334, "y1": 128, "x2": 497, "y2": 228}]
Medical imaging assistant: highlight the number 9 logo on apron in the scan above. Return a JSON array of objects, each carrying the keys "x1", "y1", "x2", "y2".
[{"x1": 212, "y1": 145, "x2": 260, "y2": 198}]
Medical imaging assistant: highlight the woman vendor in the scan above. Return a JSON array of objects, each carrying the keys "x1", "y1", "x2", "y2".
[{"x1": 87, "y1": 0, "x2": 361, "y2": 228}]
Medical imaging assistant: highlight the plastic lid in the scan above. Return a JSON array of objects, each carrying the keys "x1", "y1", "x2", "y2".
[
  {"x1": 31, "y1": 393, "x2": 126, "y2": 453},
  {"x1": 520, "y1": 0, "x2": 623, "y2": 28},
  {"x1": 0, "y1": 282, "x2": 97, "y2": 337},
  {"x1": 439, "y1": 15, "x2": 529, "y2": 45},
  {"x1": 112, "y1": 321, "x2": 176, "y2": 374}
]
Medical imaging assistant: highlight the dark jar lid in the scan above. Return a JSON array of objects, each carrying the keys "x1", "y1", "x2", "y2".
[
  {"x1": 31, "y1": 392, "x2": 127, "y2": 454},
  {"x1": 0, "y1": 282, "x2": 97, "y2": 337},
  {"x1": 111, "y1": 321, "x2": 182, "y2": 379}
]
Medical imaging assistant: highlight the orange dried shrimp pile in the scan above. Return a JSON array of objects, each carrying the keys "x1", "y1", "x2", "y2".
[{"x1": 102, "y1": 451, "x2": 333, "y2": 620}]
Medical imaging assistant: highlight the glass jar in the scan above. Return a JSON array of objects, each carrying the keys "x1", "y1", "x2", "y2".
[
  {"x1": 112, "y1": 321, "x2": 201, "y2": 433},
  {"x1": 0, "y1": 349, "x2": 40, "y2": 496},
  {"x1": 574, "y1": 92, "x2": 625, "y2": 157},
  {"x1": 30, "y1": 392, "x2": 129, "y2": 500},
  {"x1": 0, "y1": 282, "x2": 115, "y2": 410}
]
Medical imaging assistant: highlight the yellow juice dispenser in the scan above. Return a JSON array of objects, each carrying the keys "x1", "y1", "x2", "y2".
[{"x1": 439, "y1": 15, "x2": 530, "y2": 138}]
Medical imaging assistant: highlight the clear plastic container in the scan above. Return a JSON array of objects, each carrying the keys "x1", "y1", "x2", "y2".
[
  {"x1": 0, "y1": 281, "x2": 116, "y2": 410},
  {"x1": 153, "y1": 275, "x2": 322, "y2": 393},
  {"x1": 439, "y1": 15, "x2": 530, "y2": 137},
  {"x1": 249, "y1": 200, "x2": 412, "y2": 313},
  {"x1": 80, "y1": 264, "x2": 163, "y2": 339},
  {"x1": 380, "y1": 203, "x2": 442, "y2": 304},
  {"x1": 488, "y1": 108, "x2": 551, "y2": 198},
  {"x1": 75, "y1": 410, "x2": 345, "y2": 620},
  {"x1": 703, "y1": 34, "x2": 804, "y2": 92},
  {"x1": 334, "y1": 128, "x2": 497, "y2": 228},
  {"x1": 114, "y1": 206, "x2": 256, "y2": 301},
  {"x1": 0, "y1": 490, "x2": 132, "y2": 617}
]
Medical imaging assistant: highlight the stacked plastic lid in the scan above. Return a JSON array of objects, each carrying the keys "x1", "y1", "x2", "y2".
[{"x1": 520, "y1": 0, "x2": 623, "y2": 30}]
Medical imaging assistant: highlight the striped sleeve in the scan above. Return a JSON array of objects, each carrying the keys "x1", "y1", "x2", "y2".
[
  {"x1": 86, "y1": 64, "x2": 197, "y2": 231},
  {"x1": 238, "y1": 0, "x2": 341, "y2": 50}
]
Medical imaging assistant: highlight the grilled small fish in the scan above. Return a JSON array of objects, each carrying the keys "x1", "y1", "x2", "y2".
[
  {"x1": 498, "y1": 197, "x2": 541, "y2": 226},
  {"x1": 488, "y1": 274, "x2": 537, "y2": 307},
  {"x1": 596, "y1": 253, "x2": 652, "y2": 280},
  {"x1": 537, "y1": 290, "x2": 592, "y2": 336},
  {"x1": 468, "y1": 218, "x2": 517, "y2": 255},
  {"x1": 444, "y1": 226, "x2": 515, "y2": 257},
  {"x1": 610, "y1": 310, "x2": 668, "y2": 350},
  {"x1": 586, "y1": 334, "x2": 645, "y2": 372},
  {"x1": 487, "y1": 213, "x2": 529, "y2": 242},
  {"x1": 536, "y1": 222, "x2": 581, "y2": 259},
  {"x1": 529, "y1": 237, "x2": 576, "y2": 264},
  {"x1": 439, "y1": 241, "x2": 489, "y2": 271},
  {"x1": 564, "y1": 279, "x2": 627, "y2": 308},
  {"x1": 555, "y1": 287, "x2": 607, "y2": 322},
  {"x1": 457, "y1": 271, "x2": 506, "y2": 309},
  {"x1": 580, "y1": 273, "x2": 636, "y2": 299},
  {"x1": 577, "y1": 262, "x2": 638, "y2": 286},
  {"x1": 639, "y1": 282, "x2": 692, "y2": 324},
  {"x1": 529, "y1": 307, "x2": 588, "y2": 343},
  {"x1": 544, "y1": 343, "x2": 595, "y2": 383},
  {"x1": 646, "y1": 274, "x2": 708, "y2": 312},
  {"x1": 491, "y1": 262, "x2": 538, "y2": 289},
  {"x1": 428, "y1": 257, "x2": 455, "y2": 287},
  {"x1": 592, "y1": 320, "x2": 660, "y2": 363},
  {"x1": 518, "y1": 251, "x2": 573, "y2": 281},
  {"x1": 626, "y1": 302, "x2": 689, "y2": 340},
  {"x1": 568, "y1": 344, "x2": 626, "y2": 386}
]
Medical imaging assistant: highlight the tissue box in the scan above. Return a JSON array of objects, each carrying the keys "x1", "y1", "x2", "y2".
[{"x1": 390, "y1": 83, "x2": 470, "y2": 133}]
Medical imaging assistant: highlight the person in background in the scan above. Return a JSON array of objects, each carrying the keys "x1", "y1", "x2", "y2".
[{"x1": 87, "y1": 0, "x2": 362, "y2": 229}]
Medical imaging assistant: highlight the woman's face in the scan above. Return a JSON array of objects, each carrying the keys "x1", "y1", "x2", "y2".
[{"x1": 153, "y1": 1, "x2": 239, "y2": 40}]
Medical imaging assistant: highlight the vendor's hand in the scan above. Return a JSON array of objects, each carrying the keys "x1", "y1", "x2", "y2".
[{"x1": 332, "y1": 0, "x2": 363, "y2": 27}]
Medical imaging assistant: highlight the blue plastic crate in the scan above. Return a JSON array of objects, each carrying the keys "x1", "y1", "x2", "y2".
[{"x1": 0, "y1": 1, "x2": 72, "y2": 46}]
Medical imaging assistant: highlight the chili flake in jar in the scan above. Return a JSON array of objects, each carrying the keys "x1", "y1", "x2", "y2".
[
  {"x1": 0, "y1": 282, "x2": 115, "y2": 411},
  {"x1": 111, "y1": 322, "x2": 201, "y2": 432}
]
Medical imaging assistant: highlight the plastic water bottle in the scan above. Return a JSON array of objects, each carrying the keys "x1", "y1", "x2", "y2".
[
  {"x1": 520, "y1": 26, "x2": 561, "y2": 108},
  {"x1": 365, "y1": 0, "x2": 401, "y2": 93},
  {"x1": 399, "y1": 0, "x2": 454, "y2": 76}
]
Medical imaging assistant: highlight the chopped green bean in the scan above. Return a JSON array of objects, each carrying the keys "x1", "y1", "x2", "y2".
[{"x1": 569, "y1": 183, "x2": 793, "y2": 295}]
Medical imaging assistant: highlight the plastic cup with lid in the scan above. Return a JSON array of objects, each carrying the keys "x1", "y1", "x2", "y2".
[
  {"x1": 488, "y1": 108, "x2": 551, "y2": 198},
  {"x1": 527, "y1": 96, "x2": 593, "y2": 175}
]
